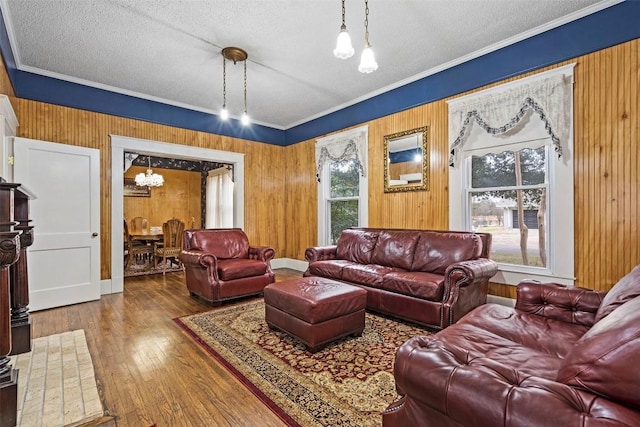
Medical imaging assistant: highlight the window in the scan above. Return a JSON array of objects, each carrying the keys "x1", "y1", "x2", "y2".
[
  {"x1": 469, "y1": 147, "x2": 549, "y2": 267},
  {"x1": 448, "y1": 65, "x2": 575, "y2": 286},
  {"x1": 316, "y1": 126, "x2": 369, "y2": 245}
]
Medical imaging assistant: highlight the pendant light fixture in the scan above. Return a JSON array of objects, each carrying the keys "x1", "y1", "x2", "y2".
[
  {"x1": 333, "y1": 0, "x2": 354, "y2": 59},
  {"x1": 135, "y1": 156, "x2": 164, "y2": 187},
  {"x1": 220, "y1": 56, "x2": 229, "y2": 120},
  {"x1": 241, "y1": 59, "x2": 249, "y2": 125},
  {"x1": 219, "y1": 47, "x2": 250, "y2": 126},
  {"x1": 358, "y1": 0, "x2": 378, "y2": 74}
]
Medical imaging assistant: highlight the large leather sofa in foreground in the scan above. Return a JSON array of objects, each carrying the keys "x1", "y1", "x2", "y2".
[
  {"x1": 304, "y1": 228, "x2": 498, "y2": 329},
  {"x1": 383, "y1": 265, "x2": 640, "y2": 426},
  {"x1": 179, "y1": 228, "x2": 275, "y2": 304}
]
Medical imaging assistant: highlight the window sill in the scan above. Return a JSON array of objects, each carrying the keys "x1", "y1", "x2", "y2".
[{"x1": 492, "y1": 264, "x2": 575, "y2": 286}]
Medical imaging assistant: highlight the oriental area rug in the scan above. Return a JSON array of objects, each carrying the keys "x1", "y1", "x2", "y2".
[{"x1": 174, "y1": 301, "x2": 430, "y2": 427}]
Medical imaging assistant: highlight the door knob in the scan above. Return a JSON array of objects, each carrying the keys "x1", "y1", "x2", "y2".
[{"x1": 92, "y1": 232, "x2": 99, "y2": 237}]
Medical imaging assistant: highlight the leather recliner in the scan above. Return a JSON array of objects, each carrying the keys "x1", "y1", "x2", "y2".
[{"x1": 179, "y1": 228, "x2": 275, "y2": 304}]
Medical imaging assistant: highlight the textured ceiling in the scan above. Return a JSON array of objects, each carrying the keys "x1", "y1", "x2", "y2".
[{"x1": 1, "y1": 0, "x2": 615, "y2": 129}]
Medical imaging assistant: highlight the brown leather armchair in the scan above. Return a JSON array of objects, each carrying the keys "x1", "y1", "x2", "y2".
[{"x1": 179, "y1": 228, "x2": 275, "y2": 304}]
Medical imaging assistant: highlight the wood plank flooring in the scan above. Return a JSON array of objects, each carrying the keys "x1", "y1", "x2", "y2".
[{"x1": 28, "y1": 269, "x2": 302, "y2": 427}]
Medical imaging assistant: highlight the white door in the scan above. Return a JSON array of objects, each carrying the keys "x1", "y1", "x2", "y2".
[{"x1": 13, "y1": 137, "x2": 101, "y2": 311}]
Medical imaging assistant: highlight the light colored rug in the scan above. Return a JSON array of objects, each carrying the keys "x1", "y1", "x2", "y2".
[
  {"x1": 9, "y1": 329, "x2": 103, "y2": 427},
  {"x1": 175, "y1": 300, "x2": 430, "y2": 427}
]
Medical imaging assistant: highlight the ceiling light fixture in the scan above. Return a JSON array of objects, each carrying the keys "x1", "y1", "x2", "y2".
[
  {"x1": 220, "y1": 56, "x2": 229, "y2": 120},
  {"x1": 135, "y1": 156, "x2": 164, "y2": 187},
  {"x1": 333, "y1": 0, "x2": 354, "y2": 59},
  {"x1": 220, "y1": 47, "x2": 250, "y2": 125},
  {"x1": 358, "y1": 0, "x2": 378, "y2": 74}
]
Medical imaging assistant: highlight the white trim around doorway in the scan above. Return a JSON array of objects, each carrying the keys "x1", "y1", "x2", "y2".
[{"x1": 108, "y1": 135, "x2": 245, "y2": 294}]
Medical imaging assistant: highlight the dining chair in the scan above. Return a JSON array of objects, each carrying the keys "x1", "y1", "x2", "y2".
[
  {"x1": 154, "y1": 218, "x2": 185, "y2": 275},
  {"x1": 129, "y1": 216, "x2": 149, "y2": 234},
  {"x1": 124, "y1": 219, "x2": 154, "y2": 271}
]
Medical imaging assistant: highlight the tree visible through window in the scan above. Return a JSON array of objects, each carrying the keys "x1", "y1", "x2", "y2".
[
  {"x1": 328, "y1": 159, "x2": 360, "y2": 243},
  {"x1": 469, "y1": 147, "x2": 548, "y2": 267}
]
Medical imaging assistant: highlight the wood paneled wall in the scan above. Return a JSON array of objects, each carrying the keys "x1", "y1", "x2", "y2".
[
  {"x1": 9, "y1": 99, "x2": 286, "y2": 280},
  {"x1": 2, "y1": 38, "x2": 639, "y2": 297},
  {"x1": 123, "y1": 166, "x2": 201, "y2": 230},
  {"x1": 285, "y1": 38, "x2": 640, "y2": 297},
  {"x1": 0, "y1": 57, "x2": 14, "y2": 97}
]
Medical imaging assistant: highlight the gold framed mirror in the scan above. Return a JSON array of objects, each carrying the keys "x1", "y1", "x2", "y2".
[{"x1": 383, "y1": 126, "x2": 429, "y2": 193}]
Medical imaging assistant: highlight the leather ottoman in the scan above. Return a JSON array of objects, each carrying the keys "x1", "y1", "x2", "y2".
[{"x1": 263, "y1": 277, "x2": 367, "y2": 352}]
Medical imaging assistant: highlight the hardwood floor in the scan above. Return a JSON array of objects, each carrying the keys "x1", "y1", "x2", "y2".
[{"x1": 28, "y1": 269, "x2": 302, "y2": 427}]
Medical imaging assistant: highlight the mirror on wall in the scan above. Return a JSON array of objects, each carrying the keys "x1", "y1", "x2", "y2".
[{"x1": 383, "y1": 126, "x2": 429, "y2": 193}]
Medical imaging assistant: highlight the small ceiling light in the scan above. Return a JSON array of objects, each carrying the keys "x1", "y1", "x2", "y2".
[
  {"x1": 333, "y1": 0, "x2": 354, "y2": 59},
  {"x1": 358, "y1": 0, "x2": 378, "y2": 74},
  {"x1": 414, "y1": 135, "x2": 422, "y2": 162},
  {"x1": 220, "y1": 47, "x2": 249, "y2": 124},
  {"x1": 135, "y1": 156, "x2": 164, "y2": 187}
]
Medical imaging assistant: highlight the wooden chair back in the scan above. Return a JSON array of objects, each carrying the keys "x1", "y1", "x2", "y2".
[
  {"x1": 163, "y1": 218, "x2": 185, "y2": 250},
  {"x1": 129, "y1": 216, "x2": 149, "y2": 234}
]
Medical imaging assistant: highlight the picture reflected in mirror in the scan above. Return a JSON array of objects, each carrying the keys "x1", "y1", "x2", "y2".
[{"x1": 384, "y1": 126, "x2": 429, "y2": 192}]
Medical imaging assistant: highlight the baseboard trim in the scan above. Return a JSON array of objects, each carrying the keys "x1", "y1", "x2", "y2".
[{"x1": 272, "y1": 258, "x2": 307, "y2": 272}]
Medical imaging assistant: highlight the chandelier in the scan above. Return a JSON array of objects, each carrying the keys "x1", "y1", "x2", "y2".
[
  {"x1": 219, "y1": 47, "x2": 250, "y2": 125},
  {"x1": 135, "y1": 156, "x2": 164, "y2": 187}
]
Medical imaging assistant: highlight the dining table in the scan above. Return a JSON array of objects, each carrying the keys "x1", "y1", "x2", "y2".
[{"x1": 130, "y1": 229, "x2": 164, "y2": 245}]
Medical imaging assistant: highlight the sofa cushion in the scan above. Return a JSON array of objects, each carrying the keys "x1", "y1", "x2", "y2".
[
  {"x1": 306, "y1": 260, "x2": 355, "y2": 280},
  {"x1": 411, "y1": 231, "x2": 483, "y2": 274},
  {"x1": 594, "y1": 264, "x2": 640, "y2": 322},
  {"x1": 424, "y1": 318, "x2": 566, "y2": 380},
  {"x1": 192, "y1": 229, "x2": 250, "y2": 259},
  {"x1": 382, "y1": 271, "x2": 445, "y2": 301},
  {"x1": 342, "y1": 263, "x2": 397, "y2": 288},
  {"x1": 557, "y1": 296, "x2": 640, "y2": 409},
  {"x1": 460, "y1": 303, "x2": 589, "y2": 359},
  {"x1": 217, "y1": 258, "x2": 267, "y2": 280},
  {"x1": 335, "y1": 229, "x2": 379, "y2": 264},
  {"x1": 371, "y1": 230, "x2": 420, "y2": 270}
]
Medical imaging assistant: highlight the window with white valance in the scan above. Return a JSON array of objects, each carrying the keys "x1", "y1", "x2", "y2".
[
  {"x1": 448, "y1": 65, "x2": 573, "y2": 167},
  {"x1": 315, "y1": 126, "x2": 368, "y2": 183},
  {"x1": 448, "y1": 64, "x2": 575, "y2": 287},
  {"x1": 316, "y1": 126, "x2": 369, "y2": 245}
]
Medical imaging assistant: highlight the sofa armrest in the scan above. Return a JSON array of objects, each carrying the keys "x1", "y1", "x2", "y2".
[
  {"x1": 444, "y1": 258, "x2": 498, "y2": 289},
  {"x1": 515, "y1": 281, "x2": 605, "y2": 327},
  {"x1": 305, "y1": 245, "x2": 338, "y2": 262},
  {"x1": 389, "y1": 336, "x2": 640, "y2": 427},
  {"x1": 441, "y1": 258, "x2": 498, "y2": 327},
  {"x1": 179, "y1": 250, "x2": 219, "y2": 272},
  {"x1": 249, "y1": 245, "x2": 275, "y2": 263}
]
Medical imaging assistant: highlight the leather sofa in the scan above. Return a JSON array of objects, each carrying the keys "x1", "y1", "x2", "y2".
[
  {"x1": 383, "y1": 265, "x2": 640, "y2": 427},
  {"x1": 304, "y1": 228, "x2": 498, "y2": 329},
  {"x1": 179, "y1": 228, "x2": 275, "y2": 304}
]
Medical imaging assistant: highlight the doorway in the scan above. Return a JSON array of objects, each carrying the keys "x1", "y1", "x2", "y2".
[{"x1": 110, "y1": 135, "x2": 245, "y2": 294}]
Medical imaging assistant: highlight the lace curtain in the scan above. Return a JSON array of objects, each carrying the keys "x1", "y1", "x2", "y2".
[
  {"x1": 448, "y1": 73, "x2": 572, "y2": 166},
  {"x1": 315, "y1": 127, "x2": 368, "y2": 182},
  {"x1": 205, "y1": 168, "x2": 234, "y2": 228}
]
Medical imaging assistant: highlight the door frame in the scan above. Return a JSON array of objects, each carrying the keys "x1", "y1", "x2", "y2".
[{"x1": 110, "y1": 135, "x2": 245, "y2": 294}]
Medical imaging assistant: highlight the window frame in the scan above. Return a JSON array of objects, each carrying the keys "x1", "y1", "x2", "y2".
[
  {"x1": 316, "y1": 126, "x2": 369, "y2": 246},
  {"x1": 449, "y1": 66, "x2": 575, "y2": 286}
]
